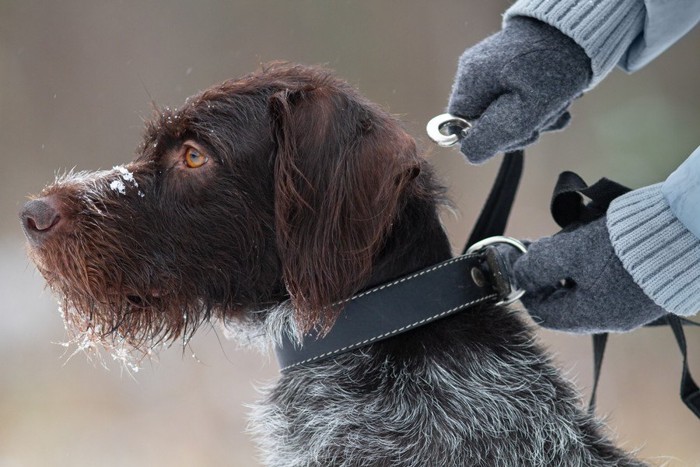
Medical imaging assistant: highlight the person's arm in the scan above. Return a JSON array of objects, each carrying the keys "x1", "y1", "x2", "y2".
[
  {"x1": 503, "y1": 0, "x2": 645, "y2": 88},
  {"x1": 505, "y1": 0, "x2": 700, "y2": 82},
  {"x1": 607, "y1": 146, "x2": 700, "y2": 317},
  {"x1": 514, "y1": 146, "x2": 700, "y2": 333},
  {"x1": 449, "y1": 0, "x2": 700, "y2": 164}
]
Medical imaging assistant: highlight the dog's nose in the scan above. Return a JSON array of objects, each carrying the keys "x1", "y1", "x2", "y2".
[{"x1": 20, "y1": 197, "x2": 64, "y2": 245}]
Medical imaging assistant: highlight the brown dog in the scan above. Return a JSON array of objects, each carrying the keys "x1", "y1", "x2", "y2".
[{"x1": 21, "y1": 63, "x2": 644, "y2": 466}]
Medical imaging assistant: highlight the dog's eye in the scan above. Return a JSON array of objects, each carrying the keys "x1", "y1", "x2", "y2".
[{"x1": 184, "y1": 147, "x2": 208, "y2": 168}]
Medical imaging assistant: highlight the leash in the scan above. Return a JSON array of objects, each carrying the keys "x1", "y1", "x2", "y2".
[
  {"x1": 427, "y1": 114, "x2": 700, "y2": 419},
  {"x1": 425, "y1": 113, "x2": 524, "y2": 251},
  {"x1": 464, "y1": 150, "x2": 523, "y2": 251},
  {"x1": 275, "y1": 115, "x2": 526, "y2": 371},
  {"x1": 276, "y1": 109, "x2": 700, "y2": 422}
]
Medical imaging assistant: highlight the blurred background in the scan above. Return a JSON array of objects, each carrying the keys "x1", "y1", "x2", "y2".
[{"x1": 1, "y1": 1, "x2": 698, "y2": 465}]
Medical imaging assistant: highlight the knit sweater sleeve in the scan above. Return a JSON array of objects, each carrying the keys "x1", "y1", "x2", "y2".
[
  {"x1": 606, "y1": 146, "x2": 700, "y2": 317},
  {"x1": 503, "y1": 0, "x2": 700, "y2": 87}
]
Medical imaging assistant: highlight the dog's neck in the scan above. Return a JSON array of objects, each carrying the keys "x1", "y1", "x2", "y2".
[
  {"x1": 223, "y1": 191, "x2": 452, "y2": 351},
  {"x1": 367, "y1": 192, "x2": 452, "y2": 289}
]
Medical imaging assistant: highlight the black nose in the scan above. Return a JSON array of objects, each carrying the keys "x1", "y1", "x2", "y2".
[{"x1": 20, "y1": 197, "x2": 63, "y2": 245}]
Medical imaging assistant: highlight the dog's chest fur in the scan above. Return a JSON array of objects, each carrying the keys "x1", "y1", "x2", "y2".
[{"x1": 238, "y1": 306, "x2": 644, "y2": 467}]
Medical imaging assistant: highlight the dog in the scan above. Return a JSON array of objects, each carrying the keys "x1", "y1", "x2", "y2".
[{"x1": 21, "y1": 63, "x2": 646, "y2": 466}]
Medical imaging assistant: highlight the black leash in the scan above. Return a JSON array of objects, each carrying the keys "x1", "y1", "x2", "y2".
[
  {"x1": 550, "y1": 172, "x2": 700, "y2": 418},
  {"x1": 668, "y1": 315, "x2": 700, "y2": 418},
  {"x1": 644, "y1": 314, "x2": 700, "y2": 418},
  {"x1": 425, "y1": 113, "x2": 525, "y2": 252},
  {"x1": 278, "y1": 109, "x2": 699, "y2": 421},
  {"x1": 589, "y1": 316, "x2": 700, "y2": 417},
  {"x1": 464, "y1": 150, "x2": 524, "y2": 252},
  {"x1": 589, "y1": 333, "x2": 608, "y2": 414}
]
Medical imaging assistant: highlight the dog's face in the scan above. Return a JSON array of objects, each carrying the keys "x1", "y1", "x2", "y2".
[{"x1": 21, "y1": 63, "x2": 424, "y2": 361}]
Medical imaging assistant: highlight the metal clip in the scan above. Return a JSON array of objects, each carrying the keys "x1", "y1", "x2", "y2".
[
  {"x1": 426, "y1": 113, "x2": 471, "y2": 147},
  {"x1": 466, "y1": 236, "x2": 527, "y2": 306}
]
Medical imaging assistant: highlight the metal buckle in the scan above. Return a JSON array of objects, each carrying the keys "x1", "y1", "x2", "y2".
[
  {"x1": 426, "y1": 113, "x2": 471, "y2": 147},
  {"x1": 466, "y1": 236, "x2": 527, "y2": 306}
]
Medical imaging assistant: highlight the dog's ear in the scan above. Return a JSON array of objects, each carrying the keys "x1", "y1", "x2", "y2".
[{"x1": 269, "y1": 83, "x2": 421, "y2": 333}]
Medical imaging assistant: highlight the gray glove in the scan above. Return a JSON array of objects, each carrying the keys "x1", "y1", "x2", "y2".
[
  {"x1": 448, "y1": 16, "x2": 592, "y2": 164},
  {"x1": 512, "y1": 217, "x2": 667, "y2": 333}
]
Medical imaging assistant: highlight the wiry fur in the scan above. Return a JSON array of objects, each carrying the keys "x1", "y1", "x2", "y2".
[
  {"x1": 248, "y1": 305, "x2": 644, "y2": 466},
  {"x1": 22, "y1": 63, "x2": 646, "y2": 466}
]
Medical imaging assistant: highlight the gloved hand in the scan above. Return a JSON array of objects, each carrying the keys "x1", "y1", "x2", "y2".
[
  {"x1": 511, "y1": 217, "x2": 667, "y2": 333},
  {"x1": 448, "y1": 16, "x2": 592, "y2": 164}
]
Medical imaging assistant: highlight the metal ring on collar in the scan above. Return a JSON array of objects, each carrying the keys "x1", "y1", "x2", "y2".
[
  {"x1": 467, "y1": 236, "x2": 527, "y2": 306},
  {"x1": 426, "y1": 113, "x2": 471, "y2": 147}
]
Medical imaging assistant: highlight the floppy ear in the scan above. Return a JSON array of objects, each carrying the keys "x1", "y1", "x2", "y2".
[{"x1": 269, "y1": 84, "x2": 421, "y2": 333}]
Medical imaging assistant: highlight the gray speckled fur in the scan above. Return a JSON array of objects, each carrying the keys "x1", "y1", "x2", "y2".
[{"x1": 223, "y1": 304, "x2": 646, "y2": 467}]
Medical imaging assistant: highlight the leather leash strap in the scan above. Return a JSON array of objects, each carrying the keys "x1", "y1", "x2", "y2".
[{"x1": 465, "y1": 150, "x2": 524, "y2": 251}]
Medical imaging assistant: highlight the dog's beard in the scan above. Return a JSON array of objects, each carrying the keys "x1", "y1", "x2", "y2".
[
  {"x1": 26, "y1": 169, "x2": 279, "y2": 370},
  {"x1": 53, "y1": 290, "x2": 208, "y2": 372},
  {"x1": 36, "y1": 259, "x2": 206, "y2": 370},
  {"x1": 23, "y1": 169, "x2": 214, "y2": 369},
  {"x1": 27, "y1": 224, "x2": 211, "y2": 372}
]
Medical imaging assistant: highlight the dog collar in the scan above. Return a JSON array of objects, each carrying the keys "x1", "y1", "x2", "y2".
[{"x1": 275, "y1": 236, "x2": 526, "y2": 371}]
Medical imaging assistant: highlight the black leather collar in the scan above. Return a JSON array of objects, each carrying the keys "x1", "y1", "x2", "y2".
[{"x1": 275, "y1": 246, "x2": 516, "y2": 371}]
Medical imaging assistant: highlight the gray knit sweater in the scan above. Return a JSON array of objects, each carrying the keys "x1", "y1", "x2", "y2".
[{"x1": 504, "y1": 0, "x2": 700, "y2": 317}]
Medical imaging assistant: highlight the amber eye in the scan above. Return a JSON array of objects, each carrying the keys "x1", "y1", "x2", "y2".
[{"x1": 184, "y1": 146, "x2": 208, "y2": 168}]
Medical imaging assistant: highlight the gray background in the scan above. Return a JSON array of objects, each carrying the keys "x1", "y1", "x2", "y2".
[{"x1": 1, "y1": 1, "x2": 699, "y2": 465}]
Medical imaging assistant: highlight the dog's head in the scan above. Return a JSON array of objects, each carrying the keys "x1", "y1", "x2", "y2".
[{"x1": 21, "y1": 63, "x2": 427, "y2": 360}]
